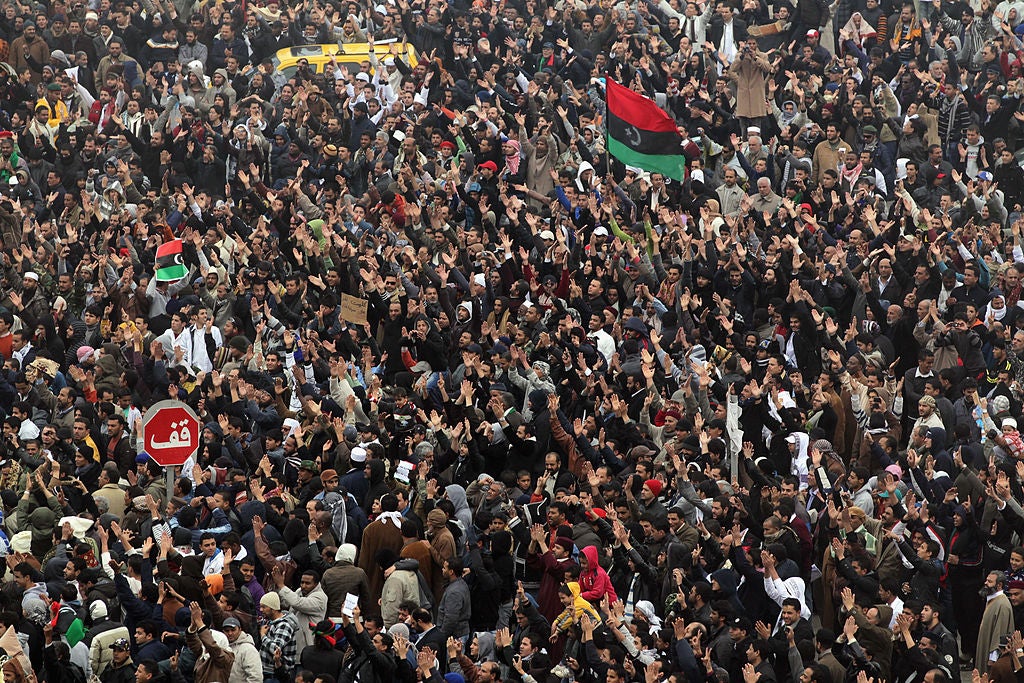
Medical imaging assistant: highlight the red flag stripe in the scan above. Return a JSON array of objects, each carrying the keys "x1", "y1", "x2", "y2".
[
  {"x1": 605, "y1": 79, "x2": 679, "y2": 134},
  {"x1": 156, "y1": 239, "x2": 183, "y2": 259}
]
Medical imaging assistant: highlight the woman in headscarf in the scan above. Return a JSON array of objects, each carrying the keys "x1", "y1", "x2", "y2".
[
  {"x1": 399, "y1": 314, "x2": 449, "y2": 409},
  {"x1": 698, "y1": 199, "x2": 725, "y2": 237},
  {"x1": 485, "y1": 297, "x2": 513, "y2": 337},
  {"x1": 62, "y1": 319, "x2": 88, "y2": 372},
  {"x1": 224, "y1": 124, "x2": 266, "y2": 190}
]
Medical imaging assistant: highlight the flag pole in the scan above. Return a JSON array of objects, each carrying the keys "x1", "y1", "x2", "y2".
[{"x1": 603, "y1": 81, "x2": 611, "y2": 184}]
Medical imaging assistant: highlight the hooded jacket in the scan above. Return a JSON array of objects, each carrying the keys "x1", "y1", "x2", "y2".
[
  {"x1": 63, "y1": 319, "x2": 88, "y2": 371},
  {"x1": 710, "y1": 568, "x2": 744, "y2": 616},
  {"x1": 578, "y1": 546, "x2": 617, "y2": 604},
  {"x1": 227, "y1": 630, "x2": 262, "y2": 683},
  {"x1": 363, "y1": 460, "x2": 388, "y2": 512},
  {"x1": 19, "y1": 497, "x2": 61, "y2": 557},
  {"x1": 552, "y1": 582, "x2": 601, "y2": 633},
  {"x1": 445, "y1": 485, "x2": 476, "y2": 547},
  {"x1": 199, "y1": 68, "x2": 237, "y2": 113},
  {"x1": 925, "y1": 427, "x2": 953, "y2": 473}
]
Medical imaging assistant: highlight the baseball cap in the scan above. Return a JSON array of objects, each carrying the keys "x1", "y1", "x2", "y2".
[
  {"x1": 299, "y1": 459, "x2": 319, "y2": 473},
  {"x1": 222, "y1": 617, "x2": 242, "y2": 629}
]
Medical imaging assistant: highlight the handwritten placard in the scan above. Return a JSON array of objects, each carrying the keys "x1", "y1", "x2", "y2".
[{"x1": 340, "y1": 294, "x2": 369, "y2": 325}]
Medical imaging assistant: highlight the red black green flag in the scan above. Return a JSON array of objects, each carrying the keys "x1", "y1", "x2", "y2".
[
  {"x1": 606, "y1": 78, "x2": 688, "y2": 182},
  {"x1": 155, "y1": 239, "x2": 187, "y2": 282}
]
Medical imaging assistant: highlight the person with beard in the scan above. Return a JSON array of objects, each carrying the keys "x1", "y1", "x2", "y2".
[
  {"x1": 12, "y1": 271, "x2": 50, "y2": 329},
  {"x1": 976, "y1": 570, "x2": 1015, "y2": 674},
  {"x1": 1007, "y1": 581, "x2": 1024, "y2": 630}
]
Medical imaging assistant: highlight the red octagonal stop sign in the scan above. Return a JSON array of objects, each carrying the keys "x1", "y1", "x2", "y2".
[{"x1": 141, "y1": 400, "x2": 201, "y2": 467}]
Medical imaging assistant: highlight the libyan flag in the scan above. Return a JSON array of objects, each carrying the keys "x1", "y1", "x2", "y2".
[
  {"x1": 606, "y1": 78, "x2": 688, "y2": 182},
  {"x1": 156, "y1": 239, "x2": 187, "y2": 282}
]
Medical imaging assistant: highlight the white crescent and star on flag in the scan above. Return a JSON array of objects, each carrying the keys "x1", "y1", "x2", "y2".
[{"x1": 624, "y1": 125, "x2": 642, "y2": 146}]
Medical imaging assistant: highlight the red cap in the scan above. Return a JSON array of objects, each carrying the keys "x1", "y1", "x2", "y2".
[
  {"x1": 478, "y1": 160, "x2": 498, "y2": 172},
  {"x1": 440, "y1": 140, "x2": 456, "y2": 150},
  {"x1": 590, "y1": 507, "x2": 607, "y2": 519},
  {"x1": 645, "y1": 479, "x2": 663, "y2": 496},
  {"x1": 799, "y1": 203, "x2": 813, "y2": 214}
]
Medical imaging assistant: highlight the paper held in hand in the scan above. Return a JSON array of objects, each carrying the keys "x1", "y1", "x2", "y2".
[{"x1": 342, "y1": 593, "x2": 359, "y2": 617}]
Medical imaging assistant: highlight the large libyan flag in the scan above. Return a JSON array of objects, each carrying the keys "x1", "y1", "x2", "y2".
[
  {"x1": 155, "y1": 239, "x2": 187, "y2": 282},
  {"x1": 606, "y1": 78, "x2": 688, "y2": 182}
]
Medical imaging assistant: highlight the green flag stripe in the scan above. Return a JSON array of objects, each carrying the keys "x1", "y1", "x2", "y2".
[
  {"x1": 607, "y1": 137, "x2": 688, "y2": 182},
  {"x1": 156, "y1": 264, "x2": 188, "y2": 281}
]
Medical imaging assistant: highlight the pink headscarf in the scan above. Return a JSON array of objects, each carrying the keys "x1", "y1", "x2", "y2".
[{"x1": 504, "y1": 139, "x2": 522, "y2": 175}]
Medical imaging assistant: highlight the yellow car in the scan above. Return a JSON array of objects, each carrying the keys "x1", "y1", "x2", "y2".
[{"x1": 270, "y1": 41, "x2": 418, "y2": 81}]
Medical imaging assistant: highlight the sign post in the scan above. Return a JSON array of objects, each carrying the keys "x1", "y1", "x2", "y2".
[{"x1": 141, "y1": 400, "x2": 201, "y2": 501}]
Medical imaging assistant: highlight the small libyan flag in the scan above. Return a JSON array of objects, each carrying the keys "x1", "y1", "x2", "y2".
[
  {"x1": 606, "y1": 78, "x2": 688, "y2": 182},
  {"x1": 155, "y1": 239, "x2": 187, "y2": 282}
]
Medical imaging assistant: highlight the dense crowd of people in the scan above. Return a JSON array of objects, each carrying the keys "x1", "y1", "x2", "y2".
[{"x1": 5, "y1": 0, "x2": 1024, "y2": 681}]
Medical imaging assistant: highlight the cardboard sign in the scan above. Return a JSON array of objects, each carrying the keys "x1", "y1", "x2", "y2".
[
  {"x1": 29, "y1": 358, "x2": 60, "y2": 379},
  {"x1": 340, "y1": 294, "x2": 369, "y2": 325}
]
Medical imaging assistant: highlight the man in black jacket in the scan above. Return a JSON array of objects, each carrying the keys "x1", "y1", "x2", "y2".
[
  {"x1": 340, "y1": 605, "x2": 398, "y2": 683},
  {"x1": 758, "y1": 597, "x2": 814, "y2": 681}
]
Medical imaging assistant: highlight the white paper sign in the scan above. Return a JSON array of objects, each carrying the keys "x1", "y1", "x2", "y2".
[
  {"x1": 342, "y1": 593, "x2": 359, "y2": 617},
  {"x1": 395, "y1": 460, "x2": 414, "y2": 484}
]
